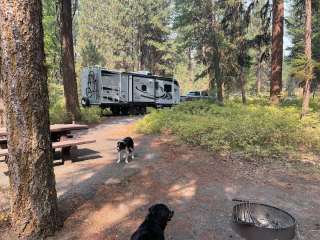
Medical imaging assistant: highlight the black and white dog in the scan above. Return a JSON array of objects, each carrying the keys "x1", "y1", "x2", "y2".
[
  {"x1": 117, "y1": 137, "x2": 134, "y2": 164},
  {"x1": 130, "y1": 204, "x2": 174, "y2": 240}
]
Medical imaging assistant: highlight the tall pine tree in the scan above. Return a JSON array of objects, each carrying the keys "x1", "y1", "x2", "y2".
[{"x1": 270, "y1": 0, "x2": 284, "y2": 104}]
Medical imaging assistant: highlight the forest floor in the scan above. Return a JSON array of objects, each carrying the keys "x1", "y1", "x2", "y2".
[{"x1": 1, "y1": 116, "x2": 320, "y2": 239}]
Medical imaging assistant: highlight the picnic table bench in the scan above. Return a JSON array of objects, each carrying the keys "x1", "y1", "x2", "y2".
[
  {"x1": 0, "y1": 148, "x2": 8, "y2": 164},
  {"x1": 0, "y1": 149, "x2": 7, "y2": 157},
  {"x1": 0, "y1": 124, "x2": 96, "y2": 164},
  {"x1": 52, "y1": 138, "x2": 96, "y2": 164}
]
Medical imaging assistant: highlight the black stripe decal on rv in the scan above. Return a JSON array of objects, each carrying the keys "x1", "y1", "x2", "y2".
[
  {"x1": 135, "y1": 86, "x2": 155, "y2": 99},
  {"x1": 103, "y1": 96, "x2": 119, "y2": 102},
  {"x1": 141, "y1": 95, "x2": 155, "y2": 100},
  {"x1": 102, "y1": 87, "x2": 119, "y2": 92}
]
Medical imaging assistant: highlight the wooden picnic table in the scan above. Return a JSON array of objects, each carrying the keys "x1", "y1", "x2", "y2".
[
  {"x1": 50, "y1": 124, "x2": 89, "y2": 133},
  {"x1": 0, "y1": 124, "x2": 94, "y2": 164}
]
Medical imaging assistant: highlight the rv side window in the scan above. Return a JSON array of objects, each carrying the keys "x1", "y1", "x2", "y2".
[
  {"x1": 141, "y1": 85, "x2": 147, "y2": 92},
  {"x1": 164, "y1": 84, "x2": 172, "y2": 92},
  {"x1": 155, "y1": 82, "x2": 159, "y2": 89}
]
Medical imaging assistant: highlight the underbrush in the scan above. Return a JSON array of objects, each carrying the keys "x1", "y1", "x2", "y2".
[
  {"x1": 49, "y1": 83, "x2": 102, "y2": 124},
  {"x1": 136, "y1": 100, "x2": 320, "y2": 158},
  {"x1": 79, "y1": 107, "x2": 102, "y2": 124},
  {"x1": 49, "y1": 98, "x2": 70, "y2": 124},
  {"x1": 50, "y1": 98, "x2": 102, "y2": 124}
]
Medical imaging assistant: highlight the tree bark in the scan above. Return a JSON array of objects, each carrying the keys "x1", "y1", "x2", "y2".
[
  {"x1": 270, "y1": 0, "x2": 284, "y2": 104},
  {"x1": 239, "y1": 66, "x2": 247, "y2": 104},
  {"x1": 207, "y1": 2, "x2": 224, "y2": 104},
  {"x1": 187, "y1": 48, "x2": 193, "y2": 82},
  {"x1": 301, "y1": 0, "x2": 313, "y2": 118},
  {"x1": 212, "y1": 33, "x2": 224, "y2": 103},
  {"x1": 0, "y1": 1, "x2": 59, "y2": 238},
  {"x1": 0, "y1": 46, "x2": 4, "y2": 127},
  {"x1": 208, "y1": 68, "x2": 217, "y2": 99},
  {"x1": 256, "y1": 50, "x2": 262, "y2": 95},
  {"x1": 60, "y1": 0, "x2": 81, "y2": 121},
  {"x1": 0, "y1": 98, "x2": 4, "y2": 127},
  {"x1": 256, "y1": 66, "x2": 261, "y2": 95}
]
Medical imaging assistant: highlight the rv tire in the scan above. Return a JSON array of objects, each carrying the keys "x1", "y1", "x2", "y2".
[
  {"x1": 139, "y1": 106, "x2": 147, "y2": 115},
  {"x1": 120, "y1": 106, "x2": 129, "y2": 115},
  {"x1": 110, "y1": 106, "x2": 121, "y2": 116}
]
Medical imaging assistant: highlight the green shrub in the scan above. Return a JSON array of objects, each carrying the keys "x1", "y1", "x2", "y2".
[
  {"x1": 50, "y1": 98, "x2": 102, "y2": 124},
  {"x1": 49, "y1": 98, "x2": 70, "y2": 124},
  {"x1": 80, "y1": 107, "x2": 102, "y2": 124},
  {"x1": 49, "y1": 83, "x2": 64, "y2": 108},
  {"x1": 280, "y1": 97, "x2": 320, "y2": 112},
  {"x1": 136, "y1": 100, "x2": 320, "y2": 157}
]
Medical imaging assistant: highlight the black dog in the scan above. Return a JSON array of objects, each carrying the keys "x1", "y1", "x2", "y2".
[
  {"x1": 117, "y1": 137, "x2": 134, "y2": 164},
  {"x1": 130, "y1": 204, "x2": 174, "y2": 240}
]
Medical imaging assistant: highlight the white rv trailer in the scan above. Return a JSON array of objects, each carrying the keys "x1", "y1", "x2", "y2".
[{"x1": 81, "y1": 67, "x2": 180, "y2": 115}]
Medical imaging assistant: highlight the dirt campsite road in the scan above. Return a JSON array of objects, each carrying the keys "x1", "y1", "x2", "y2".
[{"x1": 1, "y1": 116, "x2": 320, "y2": 240}]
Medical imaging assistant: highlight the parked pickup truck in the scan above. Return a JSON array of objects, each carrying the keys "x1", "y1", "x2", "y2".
[{"x1": 181, "y1": 90, "x2": 210, "y2": 102}]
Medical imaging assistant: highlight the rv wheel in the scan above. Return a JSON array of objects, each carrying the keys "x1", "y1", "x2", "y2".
[
  {"x1": 129, "y1": 106, "x2": 139, "y2": 115},
  {"x1": 140, "y1": 106, "x2": 147, "y2": 115},
  {"x1": 110, "y1": 106, "x2": 120, "y2": 116},
  {"x1": 120, "y1": 106, "x2": 129, "y2": 115}
]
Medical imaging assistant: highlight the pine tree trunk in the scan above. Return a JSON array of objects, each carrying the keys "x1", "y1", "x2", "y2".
[
  {"x1": 240, "y1": 66, "x2": 247, "y2": 104},
  {"x1": 60, "y1": 0, "x2": 80, "y2": 121},
  {"x1": 270, "y1": 0, "x2": 284, "y2": 104},
  {"x1": 0, "y1": 1, "x2": 59, "y2": 238},
  {"x1": 0, "y1": 47, "x2": 4, "y2": 127},
  {"x1": 208, "y1": 69, "x2": 217, "y2": 99},
  {"x1": 208, "y1": 4, "x2": 224, "y2": 104},
  {"x1": 216, "y1": 76, "x2": 224, "y2": 104},
  {"x1": 256, "y1": 68, "x2": 261, "y2": 95},
  {"x1": 0, "y1": 98, "x2": 4, "y2": 128},
  {"x1": 301, "y1": 0, "x2": 313, "y2": 118},
  {"x1": 187, "y1": 48, "x2": 193, "y2": 82},
  {"x1": 256, "y1": 50, "x2": 262, "y2": 95},
  {"x1": 213, "y1": 39, "x2": 224, "y2": 103}
]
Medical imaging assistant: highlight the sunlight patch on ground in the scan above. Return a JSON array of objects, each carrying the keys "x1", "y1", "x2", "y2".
[
  {"x1": 168, "y1": 180, "x2": 196, "y2": 203},
  {"x1": 144, "y1": 153, "x2": 157, "y2": 161},
  {"x1": 224, "y1": 185, "x2": 238, "y2": 200},
  {"x1": 104, "y1": 177, "x2": 121, "y2": 185},
  {"x1": 83, "y1": 195, "x2": 148, "y2": 235}
]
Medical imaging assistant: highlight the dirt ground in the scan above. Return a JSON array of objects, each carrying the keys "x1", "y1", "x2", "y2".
[{"x1": 1, "y1": 116, "x2": 320, "y2": 240}]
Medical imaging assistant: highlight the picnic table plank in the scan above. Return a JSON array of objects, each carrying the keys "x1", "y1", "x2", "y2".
[
  {"x1": 50, "y1": 124, "x2": 89, "y2": 133},
  {"x1": 52, "y1": 139, "x2": 96, "y2": 148},
  {"x1": 53, "y1": 138, "x2": 96, "y2": 164},
  {"x1": 0, "y1": 124, "x2": 88, "y2": 137},
  {"x1": 0, "y1": 128, "x2": 6, "y2": 137},
  {"x1": 0, "y1": 149, "x2": 8, "y2": 157}
]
